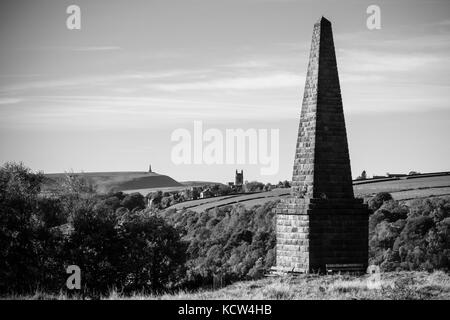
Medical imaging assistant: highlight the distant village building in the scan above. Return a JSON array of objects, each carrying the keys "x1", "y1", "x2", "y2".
[
  {"x1": 200, "y1": 188, "x2": 212, "y2": 199},
  {"x1": 235, "y1": 170, "x2": 243, "y2": 186},
  {"x1": 191, "y1": 186, "x2": 200, "y2": 200},
  {"x1": 386, "y1": 173, "x2": 407, "y2": 178},
  {"x1": 180, "y1": 189, "x2": 190, "y2": 200}
]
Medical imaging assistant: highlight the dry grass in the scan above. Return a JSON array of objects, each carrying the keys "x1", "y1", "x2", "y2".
[
  {"x1": 148, "y1": 271, "x2": 449, "y2": 300},
  {"x1": 10, "y1": 271, "x2": 448, "y2": 300},
  {"x1": 111, "y1": 271, "x2": 450, "y2": 300}
]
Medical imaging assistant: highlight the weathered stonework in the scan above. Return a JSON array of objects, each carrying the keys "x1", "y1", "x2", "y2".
[{"x1": 273, "y1": 17, "x2": 370, "y2": 274}]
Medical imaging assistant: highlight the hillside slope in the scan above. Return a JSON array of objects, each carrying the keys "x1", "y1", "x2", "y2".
[{"x1": 44, "y1": 171, "x2": 182, "y2": 193}]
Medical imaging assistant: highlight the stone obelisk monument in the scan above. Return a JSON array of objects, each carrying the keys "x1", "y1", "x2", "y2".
[{"x1": 273, "y1": 17, "x2": 370, "y2": 273}]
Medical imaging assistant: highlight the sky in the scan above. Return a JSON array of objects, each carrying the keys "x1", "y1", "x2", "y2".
[{"x1": 0, "y1": 0, "x2": 449, "y2": 184}]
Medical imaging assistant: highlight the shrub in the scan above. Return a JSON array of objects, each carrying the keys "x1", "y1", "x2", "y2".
[
  {"x1": 368, "y1": 192, "x2": 393, "y2": 211},
  {"x1": 378, "y1": 200, "x2": 408, "y2": 222},
  {"x1": 117, "y1": 212, "x2": 187, "y2": 293},
  {"x1": 120, "y1": 192, "x2": 145, "y2": 211}
]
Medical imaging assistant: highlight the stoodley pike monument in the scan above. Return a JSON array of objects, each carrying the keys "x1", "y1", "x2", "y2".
[{"x1": 273, "y1": 17, "x2": 370, "y2": 274}]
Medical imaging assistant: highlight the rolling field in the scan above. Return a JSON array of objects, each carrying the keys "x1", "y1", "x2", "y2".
[
  {"x1": 353, "y1": 175, "x2": 450, "y2": 196},
  {"x1": 166, "y1": 174, "x2": 450, "y2": 213},
  {"x1": 169, "y1": 188, "x2": 290, "y2": 212},
  {"x1": 43, "y1": 171, "x2": 450, "y2": 210}
]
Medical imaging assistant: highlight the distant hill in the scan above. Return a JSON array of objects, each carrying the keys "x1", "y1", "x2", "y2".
[{"x1": 43, "y1": 171, "x2": 183, "y2": 193}]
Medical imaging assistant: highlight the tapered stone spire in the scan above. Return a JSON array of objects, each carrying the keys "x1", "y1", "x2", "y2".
[
  {"x1": 272, "y1": 17, "x2": 370, "y2": 274},
  {"x1": 292, "y1": 17, "x2": 354, "y2": 200}
]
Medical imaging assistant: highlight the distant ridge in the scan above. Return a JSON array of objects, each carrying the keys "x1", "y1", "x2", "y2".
[
  {"x1": 114, "y1": 174, "x2": 182, "y2": 190},
  {"x1": 43, "y1": 171, "x2": 182, "y2": 193}
]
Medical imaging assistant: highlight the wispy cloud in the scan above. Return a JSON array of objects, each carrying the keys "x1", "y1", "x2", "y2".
[
  {"x1": 0, "y1": 98, "x2": 22, "y2": 105},
  {"x1": 221, "y1": 60, "x2": 273, "y2": 68},
  {"x1": 0, "y1": 70, "x2": 210, "y2": 94},
  {"x1": 70, "y1": 46, "x2": 122, "y2": 52},
  {"x1": 0, "y1": 93, "x2": 298, "y2": 129},
  {"x1": 339, "y1": 50, "x2": 439, "y2": 73},
  {"x1": 153, "y1": 73, "x2": 303, "y2": 91},
  {"x1": 21, "y1": 46, "x2": 122, "y2": 52}
]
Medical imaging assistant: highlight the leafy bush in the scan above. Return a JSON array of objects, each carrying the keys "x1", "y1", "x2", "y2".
[
  {"x1": 368, "y1": 192, "x2": 393, "y2": 211},
  {"x1": 120, "y1": 192, "x2": 145, "y2": 211}
]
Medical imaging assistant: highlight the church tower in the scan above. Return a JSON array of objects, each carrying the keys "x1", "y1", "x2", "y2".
[{"x1": 235, "y1": 170, "x2": 243, "y2": 186}]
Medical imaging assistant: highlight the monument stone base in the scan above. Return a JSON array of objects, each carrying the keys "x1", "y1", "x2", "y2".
[{"x1": 272, "y1": 197, "x2": 370, "y2": 274}]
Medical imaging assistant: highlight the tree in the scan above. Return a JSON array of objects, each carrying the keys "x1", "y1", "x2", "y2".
[
  {"x1": 217, "y1": 184, "x2": 232, "y2": 196},
  {"x1": 356, "y1": 170, "x2": 367, "y2": 180},
  {"x1": 60, "y1": 171, "x2": 95, "y2": 194},
  {"x1": 117, "y1": 212, "x2": 187, "y2": 293},
  {"x1": 368, "y1": 192, "x2": 393, "y2": 211},
  {"x1": 244, "y1": 181, "x2": 265, "y2": 192},
  {"x1": 120, "y1": 192, "x2": 145, "y2": 211},
  {"x1": 0, "y1": 162, "x2": 45, "y2": 293},
  {"x1": 149, "y1": 191, "x2": 163, "y2": 208}
]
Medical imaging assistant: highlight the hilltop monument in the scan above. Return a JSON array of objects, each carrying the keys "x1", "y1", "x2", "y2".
[{"x1": 272, "y1": 17, "x2": 370, "y2": 273}]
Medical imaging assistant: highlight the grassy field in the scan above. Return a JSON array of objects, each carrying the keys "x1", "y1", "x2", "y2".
[
  {"x1": 168, "y1": 188, "x2": 290, "y2": 212},
  {"x1": 15, "y1": 271, "x2": 449, "y2": 300},
  {"x1": 354, "y1": 175, "x2": 450, "y2": 197}
]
